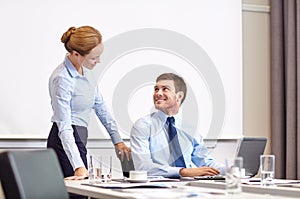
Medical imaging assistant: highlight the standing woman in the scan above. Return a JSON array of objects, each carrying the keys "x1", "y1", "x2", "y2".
[{"x1": 47, "y1": 26, "x2": 130, "y2": 180}]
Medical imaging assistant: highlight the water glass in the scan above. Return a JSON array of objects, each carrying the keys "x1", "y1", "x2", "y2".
[
  {"x1": 225, "y1": 157, "x2": 243, "y2": 194},
  {"x1": 90, "y1": 155, "x2": 112, "y2": 183},
  {"x1": 260, "y1": 155, "x2": 275, "y2": 186},
  {"x1": 88, "y1": 155, "x2": 95, "y2": 184}
]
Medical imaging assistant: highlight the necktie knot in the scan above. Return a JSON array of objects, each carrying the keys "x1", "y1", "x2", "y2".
[{"x1": 167, "y1": 117, "x2": 175, "y2": 125}]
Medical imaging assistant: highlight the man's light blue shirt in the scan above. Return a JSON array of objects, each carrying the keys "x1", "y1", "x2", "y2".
[
  {"x1": 130, "y1": 110, "x2": 224, "y2": 178},
  {"x1": 49, "y1": 56, "x2": 123, "y2": 170}
]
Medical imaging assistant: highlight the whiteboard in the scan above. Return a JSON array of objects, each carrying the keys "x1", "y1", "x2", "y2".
[{"x1": 0, "y1": 0, "x2": 242, "y2": 140}]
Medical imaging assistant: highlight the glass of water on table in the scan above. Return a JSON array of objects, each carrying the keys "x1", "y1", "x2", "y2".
[
  {"x1": 225, "y1": 157, "x2": 243, "y2": 194},
  {"x1": 260, "y1": 155, "x2": 275, "y2": 186}
]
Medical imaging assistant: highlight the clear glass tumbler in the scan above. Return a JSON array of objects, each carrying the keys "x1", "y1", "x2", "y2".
[
  {"x1": 225, "y1": 157, "x2": 243, "y2": 194},
  {"x1": 260, "y1": 155, "x2": 275, "y2": 186}
]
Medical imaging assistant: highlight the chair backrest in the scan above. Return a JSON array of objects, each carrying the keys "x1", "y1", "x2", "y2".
[
  {"x1": 120, "y1": 156, "x2": 135, "y2": 178},
  {"x1": 0, "y1": 149, "x2": 69, "y2": 199}
]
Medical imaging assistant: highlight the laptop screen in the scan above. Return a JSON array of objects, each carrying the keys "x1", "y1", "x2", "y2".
[{"x1": 235, "y1": 137, "x2": 267, "y2": 177}]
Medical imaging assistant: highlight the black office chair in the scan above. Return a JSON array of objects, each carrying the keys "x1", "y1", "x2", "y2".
[{"x1": 0, "y1": 149, "x2": 69, "y2": 199}]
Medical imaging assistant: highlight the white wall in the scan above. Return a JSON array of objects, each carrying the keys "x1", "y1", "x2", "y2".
[
  {"x1": 0, "y1": 0, "x2": 243, "y2": 140},
  {"x1": 0, "y1": 2, "x2": 271, "y2": 197},
  {"x1": 242, "y1": 0, "x2": 271, "y2": 154},
  {"x1": 0, "y1": 0, "x2": 271, "y2": 164}
]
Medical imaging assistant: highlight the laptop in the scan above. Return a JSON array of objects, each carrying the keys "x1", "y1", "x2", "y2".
[
  {"x1": 195, "y1": 137, "x2": 267, "y2": 180},
  {"x1": 235, "y1": 137, "x2": 267, "y2": 177}
]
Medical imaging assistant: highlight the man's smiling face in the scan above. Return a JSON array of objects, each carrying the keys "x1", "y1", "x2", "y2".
[{"x1": 153, "y1": 80, "x2": 182, "y2": 115}]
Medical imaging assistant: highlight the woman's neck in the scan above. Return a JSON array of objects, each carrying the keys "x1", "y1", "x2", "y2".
[{"x1": 67, "y1": 54, "x2": 83, "y2": 75}]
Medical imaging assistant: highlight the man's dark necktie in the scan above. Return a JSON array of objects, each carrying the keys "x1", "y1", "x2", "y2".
[{"x1": 167, "y1": 117, "x2": 186, "y2": 167}]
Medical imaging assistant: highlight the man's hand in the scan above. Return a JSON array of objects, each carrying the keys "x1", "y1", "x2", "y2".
[
  {"x1": 179, "y1": 166, "x2": 220, "y2": 177},
  {"x1": 115, "y1": 142, "x2": 131, "y2": 161},
  {"x1": 64, "y1": 166, "x2": 88, "y2": 180}
]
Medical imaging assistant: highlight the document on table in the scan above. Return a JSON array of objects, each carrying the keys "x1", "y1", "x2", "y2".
[
  {"x1": 115, "y1": 185, "x2": 225, "y2": 198},
  {"x1": 112, "y1": 176, "x2": 180, "y2": 183},
  {"x1": 242, "y1": 178, "x2": 300, "y2": 186},
  {"x1": 82, "y1": 182, "x2": 172, "y2": 189},
  {"x1": 147, "y1": 176, "x2": 181, "y2": 182}
]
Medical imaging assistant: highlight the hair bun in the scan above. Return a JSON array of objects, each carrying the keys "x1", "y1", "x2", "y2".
[{"x1": 61, "y1": 27, "x2": 76, "y2": 44}]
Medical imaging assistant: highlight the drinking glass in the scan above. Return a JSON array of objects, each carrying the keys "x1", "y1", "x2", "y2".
[
  {"x1": 260, "y1": 155, "x2": 275, "y2": 186},
  {"x1": 225, "y1": 157, "x2": 243, "y2": 194}
]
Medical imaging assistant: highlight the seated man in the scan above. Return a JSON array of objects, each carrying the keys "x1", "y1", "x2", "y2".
[{"x1": 130, "y1": 73, "x2": 224, "y2": 178}]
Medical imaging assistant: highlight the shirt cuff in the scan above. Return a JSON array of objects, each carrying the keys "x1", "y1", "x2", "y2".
[
  {"x1": 165, "y1": 166, "x2": 182, "y2": 178},
  {"x1": 110, "y1": 132, "x2": 123, "y2": 145}
]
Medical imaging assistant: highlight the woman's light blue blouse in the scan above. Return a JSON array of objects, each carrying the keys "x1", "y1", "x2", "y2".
[{"x1": 49, "y1": 56, "x2": 122, "y2": 169}]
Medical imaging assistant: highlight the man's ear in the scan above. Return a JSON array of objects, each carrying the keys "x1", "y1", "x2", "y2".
[{"x1": 177, "y1": 91, "x2": 184, "y2": 102}]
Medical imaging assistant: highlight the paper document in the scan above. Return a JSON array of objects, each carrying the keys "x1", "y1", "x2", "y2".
[
  {"x1": 147, "y1": 176, "x2": 180, "y2": 182},
  {"x1": 82, "y1": 182, "x2": 172, "y2": 189},
  {"x1": 241, "y1": 178, "x2": 300, "y2": 185}
]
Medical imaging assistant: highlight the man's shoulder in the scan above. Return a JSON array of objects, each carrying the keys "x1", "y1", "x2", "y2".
[
  {"x1": 133, "y1": 112, "x2": 163, "y2": 128},
  {"x1": 134, "y1": 113, "x2": 154, "y2": 125}
]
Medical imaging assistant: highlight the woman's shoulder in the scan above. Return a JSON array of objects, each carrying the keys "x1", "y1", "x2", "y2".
[{"x1": 49, "y1": 64, "x2": 74, "y2": 85}]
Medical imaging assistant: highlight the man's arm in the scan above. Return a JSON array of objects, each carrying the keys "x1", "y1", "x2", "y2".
[{"x1": 190, "y1": 137, "x2": 225, "y2": 175}]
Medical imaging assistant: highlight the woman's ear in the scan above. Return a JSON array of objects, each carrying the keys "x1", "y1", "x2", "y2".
[{"x1": 72, "y1": 50, "x2": 80, "y2": 57}]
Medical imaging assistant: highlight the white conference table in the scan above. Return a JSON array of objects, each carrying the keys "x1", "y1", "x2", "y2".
[{"x1": 64, "y1": 179, "x2": 300, "y2": 199}]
